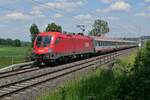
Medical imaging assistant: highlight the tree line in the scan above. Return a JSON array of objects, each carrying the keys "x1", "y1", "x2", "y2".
[
  {"x1": 30, "y1": 19, "x2": 109, "y2": 46},
  {"x1": 0, "y1": 38, "x2": 21, "y2": 47}
]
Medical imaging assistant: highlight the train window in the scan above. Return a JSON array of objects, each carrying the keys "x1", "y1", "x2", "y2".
[
  {"x1": 112, "y1": 42, "x2": 114, "y2": 45},
  {"x1": 99, "y1": 41, "x2": 101, "y2": 46},
  {"x1": 36, "y1": 36, "x2": 51, "y2": 47},
  {"x1": 102, "y1": 41, "x2": 104, "y2": 46},
  {"x1": 97, "y1": 41, "x2": 99, "y2": 46},
  {"x1": 43, "y1": 36, "x2": 51, "y2": 47},
  {"x1": 96, "y1": 41, "x2": 98, "y2": 46},
  {"x1": 105, "y1": 41, "x2": 107, "y2": 46},
  {"x1": 94, "y1": 41, "x2": 97, "y2": 46},
  {"x1": 108, "y1": 41, "x2": 111, "y2": 46},
  {"x1": 100, "y1": 41, "x2": 102, "y2": 46},
  {"x1": 100, "y1": 41, "x2": 103, "y2": 46},
  {"x1": 113, "y1": 42, "x2": 115, "y2": 45}
]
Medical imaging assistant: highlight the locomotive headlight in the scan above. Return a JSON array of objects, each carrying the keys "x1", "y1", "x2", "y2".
[{"x1": 48, "y1": 49, "x2": 52, "y2": 53}]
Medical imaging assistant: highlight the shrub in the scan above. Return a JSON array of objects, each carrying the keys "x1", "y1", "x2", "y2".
[{"x1": 117, "y1": 40, "x2": 150, "y2": 100}]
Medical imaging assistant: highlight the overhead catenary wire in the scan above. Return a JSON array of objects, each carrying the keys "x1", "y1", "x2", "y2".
[{"x1": 30, "y1": 0, "x2": 62, "y2": 14}]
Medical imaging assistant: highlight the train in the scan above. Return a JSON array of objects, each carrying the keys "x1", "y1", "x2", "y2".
[{"x1": 32, "y1": 32, "x2": 138, "y2": 65}]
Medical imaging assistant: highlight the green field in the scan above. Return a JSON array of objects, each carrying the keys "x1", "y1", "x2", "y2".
[
  {"x1": 38, "y1": 50, "x2": 137, "y2": 100},
  {"x1": 0, "y1": 46, "x2": 31, "y2": 68}
]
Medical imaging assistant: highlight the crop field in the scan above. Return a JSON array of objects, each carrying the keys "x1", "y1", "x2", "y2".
[{"x1": 0, "y1": 45, "x2": 31, "y2": 68}]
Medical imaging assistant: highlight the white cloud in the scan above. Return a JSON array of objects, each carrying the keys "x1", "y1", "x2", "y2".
[
  {"x1": 97, "y1": 1, "x2": 131, "y2": 13},
  {"x1": 101, "y1": 16, "x2": 120, "y2": 20},
  {"x1": 5, "y1": 12, "x2": 32, "y2": 20},
  {"x1": 30, "y1": 10, "x2": 42, "y2": 16},
  {"x1": 101, "y1": 0, "x2": 113, "y2": 4},
  {"x1": 110, "y1": 1, "x2": 131, "y2": 11},
  {"x1": 53, "y1": 13, "x2": 63, "y2": 19},
  {"x1": 135, "y1": 12, "x2": 150, "y2": 17},
  {"x1": 73, "y1": 14, "x2": 93, "y2": 24},
  {"x1": 0, "y1": 11, "x2": 45, "y2": 21},
  {"x1": 144, "y1": 0, "x2": 150, "y2": 2}
]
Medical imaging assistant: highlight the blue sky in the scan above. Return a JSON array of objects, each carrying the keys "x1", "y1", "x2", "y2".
[{"x1": 0, "y1": 0, "x2": 149, "y2": 41}]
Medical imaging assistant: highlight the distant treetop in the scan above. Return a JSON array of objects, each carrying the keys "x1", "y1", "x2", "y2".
[{"x1": 89, "y1": 19, "x2": 109, "y2": 36}]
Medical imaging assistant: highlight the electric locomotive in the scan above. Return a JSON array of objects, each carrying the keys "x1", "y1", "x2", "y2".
[{"x1": 32, "y1": 32, "x2": 94, "y2": 64}]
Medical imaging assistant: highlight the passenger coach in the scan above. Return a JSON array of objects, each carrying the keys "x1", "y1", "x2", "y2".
[{"x1": 92, "y1": 36, "x2": 138, "y2": 53}]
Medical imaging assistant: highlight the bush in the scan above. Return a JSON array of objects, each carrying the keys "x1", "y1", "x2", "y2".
[
  {"x1": 117, "y1": 68, "x2": 150, "y2": 100},
  {"x1": 116, "y1": 40, "x2": 150, "y2": 100}
]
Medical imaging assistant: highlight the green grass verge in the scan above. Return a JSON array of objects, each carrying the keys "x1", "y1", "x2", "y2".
[
  {"x1": 0, "y1": 46, "x2": 31, "y2": 68},
  {"x1": 38, "y1": 51, "x2": 137, "y2": 100}
]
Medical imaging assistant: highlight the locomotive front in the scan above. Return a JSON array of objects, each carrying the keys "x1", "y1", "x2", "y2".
[{"x1": 32, "y1": 32, "x2": 56, "y2": 63}]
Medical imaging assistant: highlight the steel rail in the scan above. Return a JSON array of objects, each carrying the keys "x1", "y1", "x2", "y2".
[
  {"x1": 0, "y1": 67, "x2": 40, "y2": 79},
  {"x1": 0, "y1": 50, "x2": 122, "y2": 98}
]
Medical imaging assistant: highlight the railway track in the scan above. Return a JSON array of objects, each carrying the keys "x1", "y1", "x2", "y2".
[
  {"x1": 0, "y1": 47, "x2": 134, "y2": 80},
  {"x1": 0, "y1": 48, "x2": 136, "y2": 99},
  {"x1": 0, "y1": 67, "x2": 40, "y2": 79}
]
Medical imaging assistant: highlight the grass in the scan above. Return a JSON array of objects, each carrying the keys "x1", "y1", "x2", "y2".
[
  {"x1": 39, "y1": 69, "x2": 117, "y2": 100},
  {"x1": 38, "y1": 50, "x2": 137, "y2": 100},
  {"x1": 0, "y1": 45, "x2": 31, "y2": 68},
  {"x1": 113, "y1": 50, "x2": 137, "y2": 76}
]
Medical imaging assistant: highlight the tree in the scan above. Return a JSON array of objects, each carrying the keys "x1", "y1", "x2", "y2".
[
  {"x1": 46, "y1": 22, "x2": 62, "y2": 32},
  {"x1": 6, "y1": 38, "x2": 12, "y2": 45},
  {"x1": 89, "y1": 19, "x2": 109, "y2": 36},
  {"x1": 30, "y1": 24, "x2": 40, "y2": 47},
  {"x1": 13, "y1": 39, "x2": 21, "y2": 47}
]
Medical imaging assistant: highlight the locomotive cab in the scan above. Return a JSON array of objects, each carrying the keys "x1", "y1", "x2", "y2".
[{"x1": 32, "y1": 34, "x2": 55, "y2": 63}]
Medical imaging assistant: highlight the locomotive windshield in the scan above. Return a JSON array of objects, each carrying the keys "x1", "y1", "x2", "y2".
[{"x1": 36, "y1": 36, "x2": 51, "y2": 47}]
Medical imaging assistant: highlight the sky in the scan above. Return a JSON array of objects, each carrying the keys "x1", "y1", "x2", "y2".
[{"x1": 0, "y1": 0, "x2": 149, "y2": 41}]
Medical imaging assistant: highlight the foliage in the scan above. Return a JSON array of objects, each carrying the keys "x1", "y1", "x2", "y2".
[
  {"x1": 13, "y1": 39, "x2": 21, "y2": 47},
  {"x1": 134, "y1": 41, "x2": 150, "y2": 69},
  {"x1": 113, "y1": 52, "x2": 137, "y2": 77},
  {"x1": 30, "y1": 24, "x2": 40, "y2": 46},
  {"x1": 40, "y1": 70, "x2": 118, "y2": 100},
  {"x1": 0, "y1": 38, "x2": 21, "y2": 47},
  {"x1": 89, "y1": 19, "x2": 109, "y2": 36},
  {"x1": 116, "y1": 40, "x2": 150, "y2": 100},
  {"x1": 45, "y1": 23, "x2": 62, "y2": 32},
  {"x1": 116, "y1": 68, "x2": 150, "y2": 100}
]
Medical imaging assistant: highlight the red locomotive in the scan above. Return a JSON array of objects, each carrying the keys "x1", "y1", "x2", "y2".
[
  {"x1": 32, "y1": 32, "x2": 138, "y2": 65},
  {"x1": 32, "y1": 32, "x2": 94, "y2": 64}
]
